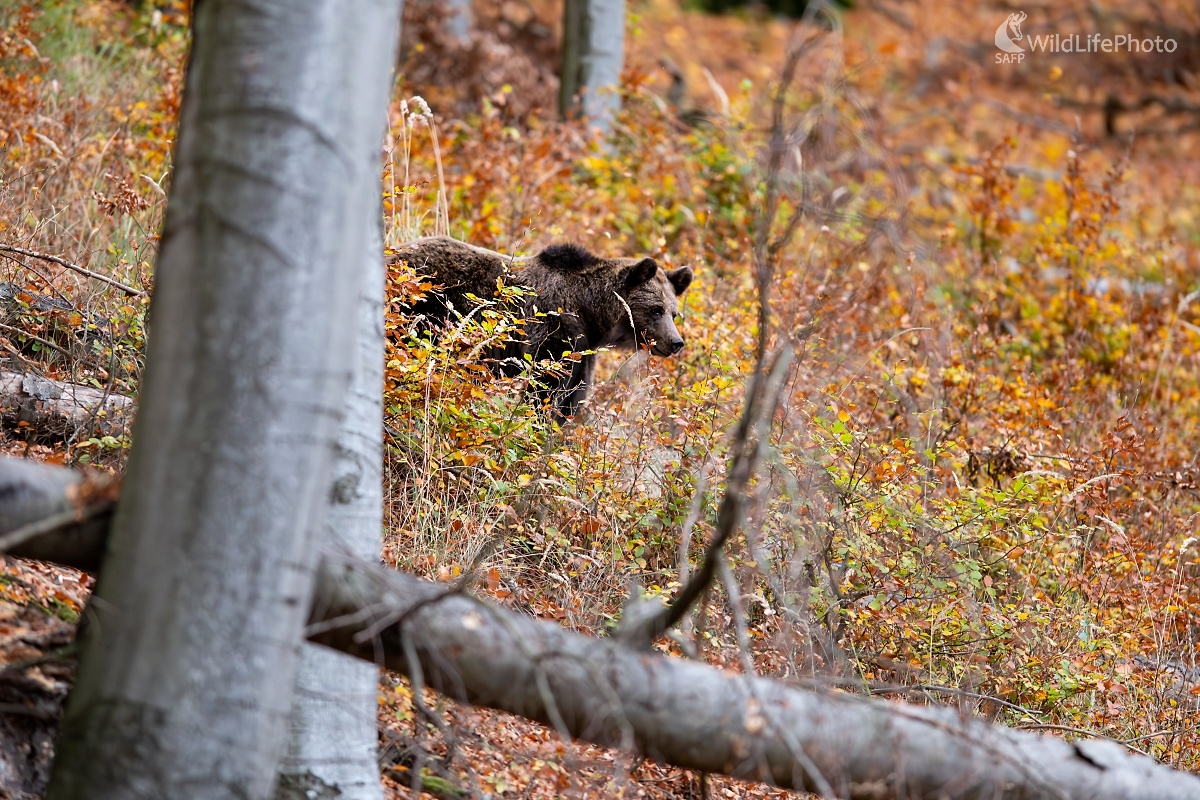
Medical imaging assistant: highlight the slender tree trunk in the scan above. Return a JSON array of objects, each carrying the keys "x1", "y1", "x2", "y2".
[
  {"x1": 46, "y1": 2, "x2": 399, "y2": 798},
  {"x1": 559, "y1": 0, "x2": 586, "y2": 119},
  {"x1": 559, "y1": 0, "x2": 625, "y2": 131},
  {"x1": 275, "y1": 220, "x2": 391, "y2": 800},
  {"x1": 446, "y1": 0, "x2": 471, "y2": 43},
  {"x1": 274, "y1": 0, "x2": 400, "y2": 790},
  {"x1": 581, "y1": 0, "x2": 626, "y2": 131}
]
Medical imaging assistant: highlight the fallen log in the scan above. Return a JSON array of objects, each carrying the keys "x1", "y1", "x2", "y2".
[
  {"x1": 3, "y1": 457, "x2": 1200, "y2": 800},
  {"x1": 309, "y1": 554, "x2": 1200, "y2": 800},
  {"x1": 0, "y1": 458, "x2": 116, "y2": 571},
  {"x1": 0, "y1": 371, "x2": 133, "y2": 441}
]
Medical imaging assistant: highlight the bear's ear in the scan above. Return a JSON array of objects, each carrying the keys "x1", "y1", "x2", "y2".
[
  {"x1": 667, "y1": 266, "x2": 693, "y2": 296},
  {"x1": 622, "y1": 257, "x2": 659, "y2": 289}
]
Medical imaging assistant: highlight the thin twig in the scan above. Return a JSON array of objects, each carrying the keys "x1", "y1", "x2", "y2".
[
  {"x1": 1123, "y1": 725, "x2": 1200, "y2": 744},
  {"x1": 0, "y1": 244, "x2": 145, "y2": 297},
  {"x1": 0, "y1": 322, "x2": 71, "y2": 358}
]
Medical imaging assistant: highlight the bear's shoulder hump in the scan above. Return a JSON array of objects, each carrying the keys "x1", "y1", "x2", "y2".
[{"x1": 537, "y1": 243, "x2": 601, "y2": 272}]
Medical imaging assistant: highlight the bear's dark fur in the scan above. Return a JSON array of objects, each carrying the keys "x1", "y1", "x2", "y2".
[{"x1": 394, "y1": 236, "x2": 694, "y2": 418}]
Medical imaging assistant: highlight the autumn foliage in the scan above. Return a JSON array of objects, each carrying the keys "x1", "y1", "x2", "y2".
[{"x1": 1, "y1": 0, "x2": 1199, "y2": 795}]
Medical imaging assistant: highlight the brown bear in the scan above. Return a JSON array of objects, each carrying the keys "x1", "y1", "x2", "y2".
[{"x1": 394, "y1": 236, "x2": 694, "y2": 419}]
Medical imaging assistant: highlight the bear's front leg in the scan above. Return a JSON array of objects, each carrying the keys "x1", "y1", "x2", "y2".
[{"x1": 554, "y1": 355, "x2": 596, "y2": 421}]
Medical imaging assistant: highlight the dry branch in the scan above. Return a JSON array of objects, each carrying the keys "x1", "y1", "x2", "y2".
[
  {"x1": 0, "y1": 370, "x2": 133, "y2": 441},
  {"x1": 2, "y1": 457, "x2": 1199, "y2": 800},
  {"x1": 0, "y1": 244, "x2": 145, "y2": 298}
]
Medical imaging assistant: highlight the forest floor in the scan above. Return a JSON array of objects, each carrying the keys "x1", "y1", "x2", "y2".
[{"x1": 2, "y1": 0, "x2": 1200, "y2": 798}]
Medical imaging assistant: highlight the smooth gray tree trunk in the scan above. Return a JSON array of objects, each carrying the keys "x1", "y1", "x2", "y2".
[
  {"x1": 45, "y1": 2, "x2": 399, "y2": 798},
  {"x1": 559, "y1": 0, "x2": 626, "y2": 131},
  {"x1": 581, "y1": 0, "x2": 626, "y2": 131},
  {"x1": 446, "y1": 0, "x2": 471, "y2": 43},
  {"x1": 275, "y1": 223, "x2": 391, "y2": 800},
  {"x1": 274, "y1": 0, "x2": 400, "y2": 790},
  {"x1": 309, "y1": 558, "x2": 1200, "y2": 800}
]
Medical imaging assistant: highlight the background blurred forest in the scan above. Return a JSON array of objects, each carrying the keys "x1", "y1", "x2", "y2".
[{"x1": 1, "y1": 0, "x2": 1199, "y2": 797}]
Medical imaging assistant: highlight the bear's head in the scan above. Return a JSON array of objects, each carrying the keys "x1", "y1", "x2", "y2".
[{"x1": 605, "y1": 258, "x2": 694, "y2": 357}]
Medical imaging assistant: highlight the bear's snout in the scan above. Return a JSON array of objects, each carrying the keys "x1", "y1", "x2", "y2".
[{"x1": 652, "y1": 335, "x2": 684, "y2": 356}]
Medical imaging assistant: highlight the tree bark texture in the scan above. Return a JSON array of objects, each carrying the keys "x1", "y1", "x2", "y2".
[
  {"x1": 5, "y1": 461, "x2": 1200, "y2": 800},
  {"x1": 0, "y1": 458, "x2": 115, "y2": 572},
  {"x1": 45, "y1": 1, "x2": 400, "y2": 798},
  {"x1": 276, "y1": 225, "x2": 393, "y2": 800}
]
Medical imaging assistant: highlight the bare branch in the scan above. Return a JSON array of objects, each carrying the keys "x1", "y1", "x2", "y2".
[
  {"x1": 617, "y1": 27, "x2": 822, "y2": 649},
  {"x1": 0, "y1": 244, "x2": 146, "y2": 298}
]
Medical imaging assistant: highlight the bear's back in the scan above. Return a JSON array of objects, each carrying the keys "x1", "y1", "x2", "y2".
[
  {"x1": 396, "y1": 237, "x2": 519, "y2": 319},
  {"x1": 398, "y1": 237, "x2": 605, "y2": 320}
]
